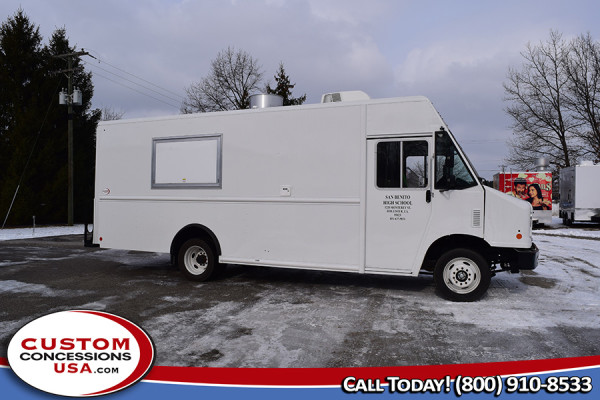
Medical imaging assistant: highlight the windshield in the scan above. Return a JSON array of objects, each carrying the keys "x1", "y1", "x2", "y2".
[
  {"x1": 434, "y1": 129, "x2": 478, "y2": 190},
  {"x1": 451, "y1": 130, "x2": 481, "y2": 180}
]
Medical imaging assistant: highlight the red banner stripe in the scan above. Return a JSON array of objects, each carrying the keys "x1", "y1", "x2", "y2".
[
  {"x1": 142, "y1": 356, "x2": 600, "y2": 386},
  {"x1": 2, "y1": 356, "x2": 599, "y2": 387}
]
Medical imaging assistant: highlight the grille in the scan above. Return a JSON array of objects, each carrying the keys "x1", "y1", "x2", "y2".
[{"x1": 472, "y1": 209, "x2": 482, "y2": 228}]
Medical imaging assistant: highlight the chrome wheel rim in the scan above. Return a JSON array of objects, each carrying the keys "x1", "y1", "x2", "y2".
[
  {"x1": 442, "y1": 257, "x2": 481, "y2": 294},
  {"x1": 184, "y1": 245, "x2": 208, "y2": 275}
]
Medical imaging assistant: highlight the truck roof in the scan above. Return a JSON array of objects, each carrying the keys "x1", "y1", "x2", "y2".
[{"x1": 99, "y1": 95, "x2": 434, "y2": 126}]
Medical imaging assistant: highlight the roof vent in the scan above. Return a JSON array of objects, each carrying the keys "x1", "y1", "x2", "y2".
[
  {"x1": 535, "y1": 157, "x2": 550, "y2": 171},
  {"x1": 321, "y1": 90, "x2": 370, "y2": 103},
  {"x1": 250, "y1": 94, "x2": 283, "y2": 109}
]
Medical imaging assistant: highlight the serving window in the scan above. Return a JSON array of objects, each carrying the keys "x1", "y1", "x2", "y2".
[{"x1": 152, "y1": 134, "x2": 222, "y2": 188}]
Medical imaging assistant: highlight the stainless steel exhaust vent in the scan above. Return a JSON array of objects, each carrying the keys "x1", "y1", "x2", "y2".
[{"x1": 250, "y1": 94, "x2": 283, "y2": 109}]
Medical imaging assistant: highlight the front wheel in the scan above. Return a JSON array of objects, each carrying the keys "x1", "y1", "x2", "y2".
[
  {"x1": 434, "y1": 248, "x2": 491, "y2": 302},
  {"x1": 178, "y1": 238, "x2": 217, "y2": 282}
]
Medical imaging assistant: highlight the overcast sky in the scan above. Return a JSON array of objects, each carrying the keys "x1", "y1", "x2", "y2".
[{"x1": 2, "y1": 0, "x2": 600, "y2": 179}]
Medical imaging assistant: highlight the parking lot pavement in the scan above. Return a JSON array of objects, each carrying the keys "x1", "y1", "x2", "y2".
[{"x1": 1, "y1": 234, "x2": 599, "y2": 368}]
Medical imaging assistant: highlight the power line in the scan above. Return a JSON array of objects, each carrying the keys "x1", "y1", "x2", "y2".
[
  {"x1": 89, "y1": 69, "x2": 181, "y2": 109},
  {"x1": 83, "y1": 60, "x2": 184, "y2": 105},
  {"x1": 89, "y1": 51, "x2": 185, "y2": 99},
  {"x1": 83, "y1": 49, "x2": 186, "y2": 107}
]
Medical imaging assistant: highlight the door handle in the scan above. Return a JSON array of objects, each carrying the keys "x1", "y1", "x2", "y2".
[{"x1": 426, "y1": 189, "x2": 432, "y2": 203}]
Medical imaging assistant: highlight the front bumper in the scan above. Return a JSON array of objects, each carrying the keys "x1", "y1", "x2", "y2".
[
  {"x1": 512, "y1": 243, "x2": 539, "y2": 271},
  {"x1": 493, "y1": 243, "x2": 539, "y2": 272}
]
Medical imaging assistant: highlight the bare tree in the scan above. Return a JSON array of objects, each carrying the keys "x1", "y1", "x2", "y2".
[
  {"x1": 100, "y1": 106, "x2": 125, "y2": 121},
  {"x1": 503, "y1": 31, "x2": 582, "y2": 170},
  {"x1": 564, "y1": 33, "x2": 600, "y2": 162},
  {"x1": 181, "y1": 47, "x2": 263, "y2": 113}
]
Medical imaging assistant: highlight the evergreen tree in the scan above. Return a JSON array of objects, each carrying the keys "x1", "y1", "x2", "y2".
[
  {"x1": 0, "y1": 10, "x2": 99, "y2": 226},
  {"x1": 265, "y1": 62, "x2": 306, "y2": 106},
  {"x1": 0, "y1": 9, "x2": 45, "y2": 225}
]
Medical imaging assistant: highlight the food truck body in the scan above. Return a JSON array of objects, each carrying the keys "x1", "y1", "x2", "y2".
[{"x1": 92, "y1": 92, "x2": 538, "y2": 301}]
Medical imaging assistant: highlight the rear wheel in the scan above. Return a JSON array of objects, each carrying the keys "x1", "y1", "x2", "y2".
[
  {"x1": 562, "y1": 212, "x2": 573, "y2": 226},
  {"x1": 434, "y1": 248, "x2": 491, "y2": 302},
  {"x1": 178, "y1": 238, "x2": 217, "y2": 281}
]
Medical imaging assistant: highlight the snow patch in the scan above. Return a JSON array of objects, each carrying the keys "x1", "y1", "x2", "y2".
[
  {"x1": 0, "y1": 225, "x2": 85, "y2": 241},
  {"x1": 0, "y1": 279, "x2": 91, "y2": 297}
]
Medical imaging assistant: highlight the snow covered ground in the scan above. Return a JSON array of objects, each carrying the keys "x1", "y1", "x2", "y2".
[
  {"x1": 0, "y1": 225, "x2": 86, "y2": 241},
  {"x1": 535, "y1": 217, "x2": 600, "y2": 240}
]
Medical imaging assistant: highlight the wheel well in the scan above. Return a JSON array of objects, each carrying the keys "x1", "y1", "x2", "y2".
[
  {"x1": 170, "y1": 224, "x2": 221, "y2": 264},
  {"x1": 421, "y1": 234, "x2": 491, "y2": 272}
]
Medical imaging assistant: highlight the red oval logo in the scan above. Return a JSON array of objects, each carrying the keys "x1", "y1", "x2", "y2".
[{"x1": 7, "y1": 310, "x2": 155, "y2": 397}]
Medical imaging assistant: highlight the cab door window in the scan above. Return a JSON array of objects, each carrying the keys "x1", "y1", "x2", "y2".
[
  {"x1": 403, "y1": 141, "x2": 428, "y2": 188},
  {"x1": 376, "y1": 140, "x2": 428, "y2": 189},
  {"x1": 376, "y1": 141, "x2": 401, "y2": 188}
]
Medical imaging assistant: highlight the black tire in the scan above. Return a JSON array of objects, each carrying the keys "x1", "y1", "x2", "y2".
[
  {"x1": 562, "y1": 213, "x2": 575, "y2": 226},
  {"x1": 433, "y1": 248, "x2": 491, "y2": 302},
  {"x1": 178, "y1": 238, "x2": 217, "y2": 282}
]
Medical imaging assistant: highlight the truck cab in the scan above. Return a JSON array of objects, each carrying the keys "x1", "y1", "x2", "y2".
[{"x1": 364, "y1": 120, "x2": 537, "y2": 301}]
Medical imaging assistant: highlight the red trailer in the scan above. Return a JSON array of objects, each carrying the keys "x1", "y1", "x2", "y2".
[{"x1": 493, "y1": 172, "x2": 552, "y2": 225}]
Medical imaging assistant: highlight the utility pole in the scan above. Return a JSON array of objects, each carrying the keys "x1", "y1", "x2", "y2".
[{"x1": 55, "y1": 50, "x2": 90, "y2": 226}]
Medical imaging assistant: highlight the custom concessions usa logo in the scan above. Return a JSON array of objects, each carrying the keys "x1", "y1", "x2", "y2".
[{"x1": 8, "y1": 310, "x2": 155, "y2": 397}]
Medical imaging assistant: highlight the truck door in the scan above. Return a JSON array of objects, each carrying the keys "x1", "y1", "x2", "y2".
[{"x1": 365, "y1": 136, "x2": 433, "y2": 272}]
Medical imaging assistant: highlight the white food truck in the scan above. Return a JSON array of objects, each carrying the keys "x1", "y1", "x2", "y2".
[
  {"x1": 559, "y1": 161, "x2": 600, "y2": 225},
  {"x1": 91, "y1": 92, "x2": 538, "y2": 301}
]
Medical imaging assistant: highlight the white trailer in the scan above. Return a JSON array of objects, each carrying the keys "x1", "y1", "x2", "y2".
[
  {"x1": 559, "y1": 161, "x2": 600, "y2": 224},
  {"x1": 91, "y1": 92, "x2": 538, "y2": 301}
]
